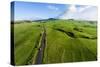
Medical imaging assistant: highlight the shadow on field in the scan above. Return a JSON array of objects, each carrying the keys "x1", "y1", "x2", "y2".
[
  {"x1": 54, "y1": 28, "x2": 76, "y2": 38},
  {"x1": 73, "y1": 27, "x2": 83, "y2": 32},
  {"x1": 54, "y1": 28, "x2": 97, "y2": 39},
  {"x1": 79, "y1": 35, "x2": 97, "y2": 39}
]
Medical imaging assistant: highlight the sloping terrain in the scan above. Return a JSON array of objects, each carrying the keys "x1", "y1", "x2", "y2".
[{"x1": 13, "y1": 20, "x2": 97, "y2": 65}]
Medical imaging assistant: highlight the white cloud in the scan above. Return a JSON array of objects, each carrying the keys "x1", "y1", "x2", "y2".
[
  {"x1": 78, "y1": 6, "x2": 92, "y2": 12},
  {"x1": 78, "y1": 6, "x2": 98, "y2": 20},
  {"x1": 59, "y1": 5, "x2": 97, "y2": 21},
  {"x1": 59, "y1": 5, "x2": 77, "y2": 19},
  {"x1": 47, "y1": 5, "x2": 59, "y2": 11},
  {"x1": 68, "y1": 5, "x2": 77, "y2": 12}
]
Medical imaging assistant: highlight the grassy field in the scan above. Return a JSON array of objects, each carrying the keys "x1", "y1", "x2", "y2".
[
  {"x1": 43, "y1": 20, "x2": 97, "y2": 63},
  {"x1": 13, "y1": 22, "x2": 42, "y2": 65},
  {"x1": 12, "y1": 19, "x2": 97, "y2": 65}
]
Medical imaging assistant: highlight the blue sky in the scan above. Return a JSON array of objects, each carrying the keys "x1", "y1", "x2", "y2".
[
  {"x1": 12, "y1": 1, "x2": 97, "y2": 21},
  {"x1": 13, "y1": 1, "x2": 68, "y2": 21}
]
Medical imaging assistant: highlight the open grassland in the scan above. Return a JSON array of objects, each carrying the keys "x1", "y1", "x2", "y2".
[
  {"x1": 12, "y1": 20, "x2": 97, "y2": 65},
  {"x1": 43, "y1": 20, "x2": 97, "y2": 63},
  {"x1": 13, "y1": 22, "x2": 43, "y2": 65}
]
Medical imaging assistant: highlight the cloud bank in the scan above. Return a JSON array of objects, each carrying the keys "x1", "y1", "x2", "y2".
[{"x1": 60, "y1": 5, "x2": 97, "y2": 21}]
